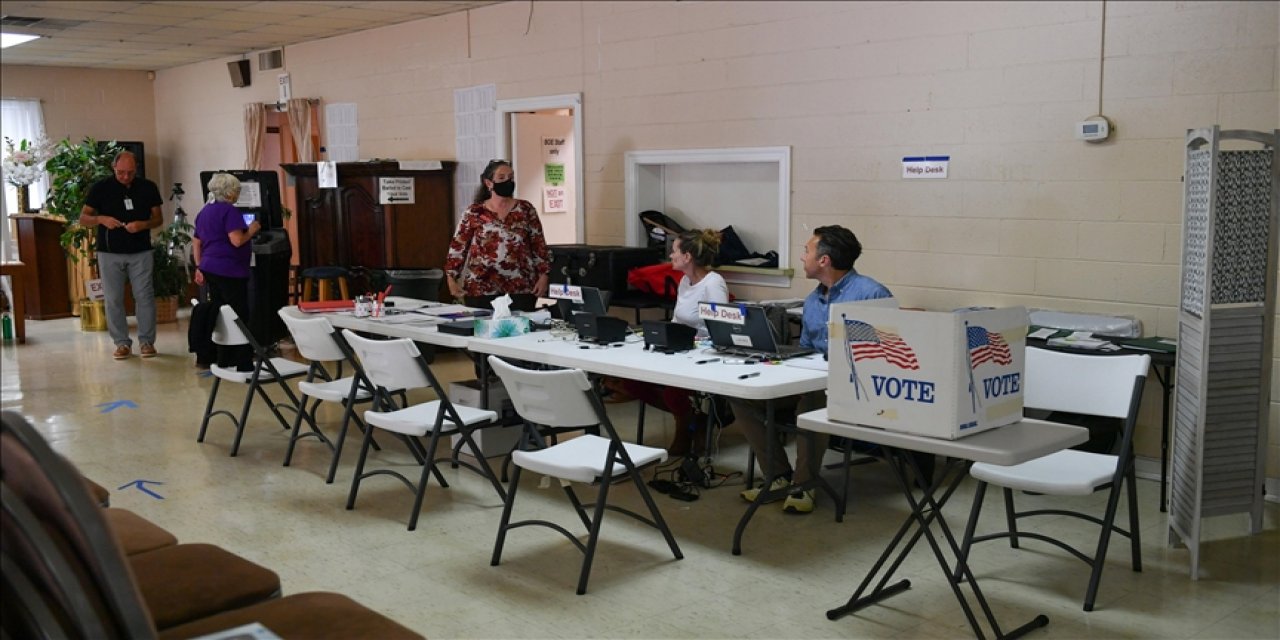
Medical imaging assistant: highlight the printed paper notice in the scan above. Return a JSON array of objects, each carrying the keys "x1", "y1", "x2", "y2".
[
  {"x1": 379, "y1": 177, "x2": 415, "y2": 204},
  {"x1": 234, "y1": 181, "x2": 263, "y2": 208},
  {"x1": 543, "y1": 186, "x2": 567, "y2": 213},
  {"x1": 318, "y1": 162, "x2": 338, "y2": 189}
]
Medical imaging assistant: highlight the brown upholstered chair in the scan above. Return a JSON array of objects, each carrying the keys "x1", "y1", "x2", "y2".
[
  {"x1": 1, "y1": 410, "x2": 422, "y2": 640},
  {"x1": 104, "y1": 509, "x2": 179, "y2": 556}
]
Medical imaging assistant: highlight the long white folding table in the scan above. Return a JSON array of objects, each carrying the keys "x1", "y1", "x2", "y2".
[
  {"x1": 797, "y1": 409, "x2": 1089, "y2": 639},
  {"x1": 465, "y1": 332, "x2": 836, "y2": 554},
  {"x1": 281, "y1": 299, "x2": 475, "y2": 350}
]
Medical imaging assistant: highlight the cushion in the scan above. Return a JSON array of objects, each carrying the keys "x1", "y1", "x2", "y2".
[
  {"x1": 129, "y1": 543, "x2": 281, "y2": 630},
  {"x1": 159, "y1": 592, "x2": 423, "y2": 640}
]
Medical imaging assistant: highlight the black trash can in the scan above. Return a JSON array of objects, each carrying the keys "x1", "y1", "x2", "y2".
[{"x1": 381, "y1": 269, "x2": 443, "y2": 302}]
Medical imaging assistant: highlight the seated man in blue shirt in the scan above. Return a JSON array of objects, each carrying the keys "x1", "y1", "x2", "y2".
[{"x1": 733, "y1": 225, "x2": 892, "y2": 514}]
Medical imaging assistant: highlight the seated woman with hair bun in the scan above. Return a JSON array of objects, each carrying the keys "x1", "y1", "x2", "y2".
[{"x1": 617, "y1": 229, "x2": 729, "y2": 456}]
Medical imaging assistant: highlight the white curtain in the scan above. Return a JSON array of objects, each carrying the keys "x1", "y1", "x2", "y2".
[
  {"x1": 286, "y1": 98, "x2": 314, "y2": 163},
  {"x1": 243, "y1": 102, "x2": 266, "y2": 170},
  {"x1": 0, "y1": 98, "x2": 48, "y2": 263}
]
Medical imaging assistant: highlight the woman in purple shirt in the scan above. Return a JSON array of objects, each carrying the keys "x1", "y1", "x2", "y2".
[{"x1": 192, "y1": 173, "x2": 260, "y2": 362}]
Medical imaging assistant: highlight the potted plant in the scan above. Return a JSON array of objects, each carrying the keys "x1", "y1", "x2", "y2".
[
  {"x1": 152, "y1": 217, "x2": 193, "y2": 324},
  {"x1": 43, "y1": 137, "x2": 122, "y2": 265},
  {"x1": 43, "y1": 138, "x2": 121, "y2": 324}
]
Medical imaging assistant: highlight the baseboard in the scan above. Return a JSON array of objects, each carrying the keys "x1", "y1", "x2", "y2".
[{"x1": 1135, "y1": 455, "x2": 1280, "y2": 504}]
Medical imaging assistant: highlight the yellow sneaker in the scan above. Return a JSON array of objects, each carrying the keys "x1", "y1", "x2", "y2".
[
  {"x1": 783, "y1": 489, "x2": 815, "y2": 514},
  {"x1": 739, "y1": 476, "x2": 790, "y2": 503}
]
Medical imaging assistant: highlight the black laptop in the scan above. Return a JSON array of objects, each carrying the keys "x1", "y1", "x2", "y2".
[
  {"x1": 701, "y1": 303, "x2": 815, "y2": 360},
  {"x1": 550, "y1": 284, "x2": 610, "y2": 320}
]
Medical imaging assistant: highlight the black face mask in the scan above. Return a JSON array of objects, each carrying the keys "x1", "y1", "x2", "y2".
[{"x1": 491, "y1": 179, "x2": 516, "y2": 198}]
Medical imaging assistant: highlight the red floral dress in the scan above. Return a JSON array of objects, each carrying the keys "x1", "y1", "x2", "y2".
[{"x1": 444, "y1": 200, "x2": 550, "y2": 296}]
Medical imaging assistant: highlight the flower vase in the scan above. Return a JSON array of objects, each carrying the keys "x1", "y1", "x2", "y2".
[{"x1": 15, "y1": 185, "x2": 29, "y2": 214}]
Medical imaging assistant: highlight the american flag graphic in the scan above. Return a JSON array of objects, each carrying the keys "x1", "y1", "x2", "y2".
[
  {"x1": 967, "y1": 326, "x2": 1012, "y2": 368},
  {"x1": 845, "y1": 319, "x2": 920, "y2": 370}
]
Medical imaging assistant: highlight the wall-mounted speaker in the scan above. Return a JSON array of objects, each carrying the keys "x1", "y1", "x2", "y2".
[{"x1": 228, "y1": 60, "x2": 251, "y2": 88}]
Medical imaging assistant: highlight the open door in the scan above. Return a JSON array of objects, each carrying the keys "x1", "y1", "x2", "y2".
[{"x1": 496, "y1": 94, "x2": 583, "y2": 244}]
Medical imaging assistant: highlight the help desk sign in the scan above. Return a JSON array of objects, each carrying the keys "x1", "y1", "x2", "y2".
[{"x1": 826, "y1": 305, "x2": 1027, "y2": 439}]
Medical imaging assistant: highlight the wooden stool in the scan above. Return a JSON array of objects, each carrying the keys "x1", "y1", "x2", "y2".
[{"x1": 300, "y1": 266, "x2": 351, "y2": 302}]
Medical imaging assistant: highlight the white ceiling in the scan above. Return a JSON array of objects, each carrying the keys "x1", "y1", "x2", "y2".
[{"x1": 0, "y1": 0, "x2": 504, "y2": 71}]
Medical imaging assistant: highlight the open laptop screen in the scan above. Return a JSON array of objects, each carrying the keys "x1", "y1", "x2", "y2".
[{"x1": 550, "y1": 284, "x2": 610, "y2": 319}]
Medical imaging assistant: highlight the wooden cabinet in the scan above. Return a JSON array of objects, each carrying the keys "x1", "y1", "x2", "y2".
[
  {"x1": 282, "y1": 162, "x2": 456, "y2": 270},
  {"x1": 10, "y1": 214, "x2": 71, "y2": 319}
]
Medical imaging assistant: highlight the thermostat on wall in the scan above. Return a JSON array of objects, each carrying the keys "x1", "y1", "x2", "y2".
[{"x1": 1075, "y1": 116, "x2": 1112, "y2": 143}]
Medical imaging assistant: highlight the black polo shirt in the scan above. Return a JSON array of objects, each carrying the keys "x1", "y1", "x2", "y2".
[{"x1": 84, "y1": 176, "x2": 163, "y2": 255}]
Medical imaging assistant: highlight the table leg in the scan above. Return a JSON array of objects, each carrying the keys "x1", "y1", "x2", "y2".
[
  {"x1": 827, "y1": 452, "x2": 1049, "y2": 640},
  {"x1": 732, "y1": 399, "x2": 846, "y2": 555},
  {"x1": 1149, "y1": 363, "x2": 1172, "y2": 512}
]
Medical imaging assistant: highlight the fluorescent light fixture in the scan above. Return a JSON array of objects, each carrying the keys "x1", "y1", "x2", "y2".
[{"x1": 1, "y1": 33, "x2": 41, "y2": 49}]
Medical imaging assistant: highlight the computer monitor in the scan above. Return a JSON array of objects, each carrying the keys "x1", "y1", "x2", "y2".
[{"x1": 199, "y1": 170, "x2": 284, "y2": 230}]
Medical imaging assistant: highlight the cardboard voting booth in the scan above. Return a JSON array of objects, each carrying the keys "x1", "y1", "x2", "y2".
[{"x1": 826, "y1": 305, "x2": 1027, "y2": 439}]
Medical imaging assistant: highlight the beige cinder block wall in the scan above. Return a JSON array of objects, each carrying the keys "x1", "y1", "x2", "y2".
[
  {"x1": 150, "y1": 1, "x2": 1279, "y2": 481},
  {"x1": 0, "y1": 66, "x2": 158, "y2": 194}
]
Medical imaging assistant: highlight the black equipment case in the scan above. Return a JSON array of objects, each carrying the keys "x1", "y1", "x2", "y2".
[{"x1": 546, "y1": 244, "x2": 663, "y2": 294}]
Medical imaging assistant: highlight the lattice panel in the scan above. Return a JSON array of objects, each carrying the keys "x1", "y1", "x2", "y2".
[
  {"x1": 1211, "y1": 150, "x2": 1274, "y2": 305},
  {"x1": 1181, "y1": 149, "x2": 1211, "y2": 318}
]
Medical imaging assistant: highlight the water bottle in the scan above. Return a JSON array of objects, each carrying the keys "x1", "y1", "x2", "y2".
[{"x1": 1, "y1": 313, "x2": 12, "y2": 342}]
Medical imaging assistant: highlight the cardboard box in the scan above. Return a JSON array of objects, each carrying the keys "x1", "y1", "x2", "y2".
[
  {"x1": 826, "y1": 306, "x2": 1027, "y2": 439},
  {"x1": 474, "y1": 316, "x2": 531, "y2": 339},
  {"x1": 449, "y1": 379, "x2": 522, "y2": 458}
]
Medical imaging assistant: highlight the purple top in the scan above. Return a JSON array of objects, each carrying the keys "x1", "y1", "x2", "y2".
[{"x1": 194, "y1": 200, "x2": 251, "y2": 278}]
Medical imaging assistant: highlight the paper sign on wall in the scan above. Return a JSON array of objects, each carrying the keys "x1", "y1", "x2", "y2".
[
  {"x1": 902, "y1": 155, "x2": 950, "y2": 179},
  {"x1": 379, "y1": 177, "x2": 415, "y2": 204},
  {"x1": 543, "y1": 186, "x2": 567, "y2": 213},
  {"x1": 85, "y1": 279, "x2": 105, "y2": 301}
]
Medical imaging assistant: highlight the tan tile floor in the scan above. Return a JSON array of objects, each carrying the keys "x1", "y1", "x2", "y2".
[{"x1": 3, "y1": 315, "x2": 1277, "y2": 639}]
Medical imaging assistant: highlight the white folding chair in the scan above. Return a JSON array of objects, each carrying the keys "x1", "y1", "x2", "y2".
[
  {"x1": 487, "y1": 356, "x2": 683, "y2": 595},
  {"x1": 196, "y1": 306, "x2": 309, "y2": 457},
  {"x1": 958, "y1": 347, "x2": 1150, "y2": 611},
  {"x1": 277, "y1": 311, "x2": 380, "y2": 484},
  {"x1": 341, "y1": 329, "x2": 505, "y2": 531}
]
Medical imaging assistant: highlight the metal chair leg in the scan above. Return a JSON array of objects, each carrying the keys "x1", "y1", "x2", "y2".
[
  {"x1": 197, "y1": 378, "x2": 221, "y2": 442},
  {"x1": 1002, "y1": 487, "x2": 1019, "y2": 549}
]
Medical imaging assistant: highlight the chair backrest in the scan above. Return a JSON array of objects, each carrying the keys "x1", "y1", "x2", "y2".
[
  {"x1": 278, "y1": 311, "x2": 345, "y2": 362},
  {"x1": 341, "y1": 329, "x2": 431, "y2": 392},
  {"x1": 487, "y1": 356, "x2": 601, "y2": 429},
  {"x1": 211, "y1": 306, "x2": 251, "y2": 347},
  {"x1": 1, "y1": 411, "x2": 156, "y2": 639},
  {"x1": 1024, "y1": 347, "x2": 1150, "y2": 419}
]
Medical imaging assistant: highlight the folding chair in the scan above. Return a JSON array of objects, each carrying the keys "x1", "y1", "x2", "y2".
[
  {"x1": 957, "y1": 347, "x2": 1150, "y2": 611},
  {"x1": 487, "y1": 356, "x2": 683, "y2": 595},
  {"x1": 341, "y1": 329, "x2": 505, "y2": 531},
  {"x1": 196, "y1": 306, "x2": 309, "y2": 457},
  {"x1": 277, "y1": 311, "x2": 377, "y2": 483}
]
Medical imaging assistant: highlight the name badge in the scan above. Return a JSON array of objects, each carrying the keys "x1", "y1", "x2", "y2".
[{"x1": 124, "y1": 198, "x2": 134, "y2": 211}]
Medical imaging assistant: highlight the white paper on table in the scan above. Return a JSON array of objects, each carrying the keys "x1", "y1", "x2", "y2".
[
  {"x1": 1028, "y1": 327, "x2": 1057, "y2": 340},
  {"x1": 419, "y1": 304, "x2": 474, "y2": 317},
  {"x1": 783, "y1": 357, "x2": 829, "y2": 371}
]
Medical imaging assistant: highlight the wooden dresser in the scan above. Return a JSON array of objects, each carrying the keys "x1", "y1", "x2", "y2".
[{"x1": 282, "y1": 162, "x2": 456, "y2": 271}]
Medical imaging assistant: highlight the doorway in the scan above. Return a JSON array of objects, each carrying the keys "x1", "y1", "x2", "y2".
[{"x1": 496, "y1": 94, "x2": 583, "y2": 244}]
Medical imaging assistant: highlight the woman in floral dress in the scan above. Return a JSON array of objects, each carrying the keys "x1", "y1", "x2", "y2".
[{"x1": 444, "y1": 159, "x2": 549, "y2": 312}]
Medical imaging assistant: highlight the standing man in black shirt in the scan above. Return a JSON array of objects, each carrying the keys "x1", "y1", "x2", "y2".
[{"x1": 80, "y1": 151, "x2": 163, "y2": 359}]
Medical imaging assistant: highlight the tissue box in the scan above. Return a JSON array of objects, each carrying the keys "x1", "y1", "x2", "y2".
[
  {"x1": 826, "y1": 305, "x2": 1027, "y2": 439},
  {"x1": 474, "y1": 316, "x2": 531, "y2": 339}
]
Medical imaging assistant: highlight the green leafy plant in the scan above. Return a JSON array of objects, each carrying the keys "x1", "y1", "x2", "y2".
[
  {"x1": 152, "y1": 217, "x2": 193, "y2": 298},
  {"x1": 43, "y1": 137, "x2": 122, "y2": 263}
]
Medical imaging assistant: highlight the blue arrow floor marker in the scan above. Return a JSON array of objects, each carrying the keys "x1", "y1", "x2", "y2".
[
  {"x1": 117, "y1": 479, "x2": 165, "y2": 500},
  {"x1": 95, "y1": 400, "x2": 138, "y2": 413}
]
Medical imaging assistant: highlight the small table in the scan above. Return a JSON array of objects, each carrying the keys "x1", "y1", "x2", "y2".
[
  {"x1": 0, "y1": 261, "x2": 27, "y2": 343},
  {"x1": 797, "y1": 409, "x2": 1088, "y2": 639}
]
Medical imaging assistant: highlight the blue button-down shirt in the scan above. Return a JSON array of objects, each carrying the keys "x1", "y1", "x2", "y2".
[{"x1": 800, "y1": 270, "x2": 892, "y2": 353}]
